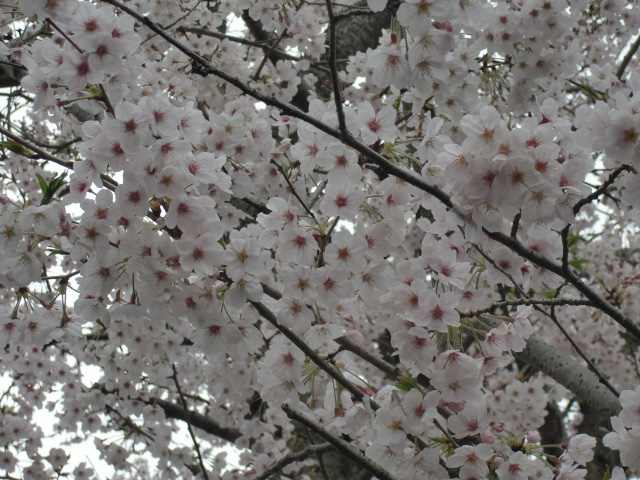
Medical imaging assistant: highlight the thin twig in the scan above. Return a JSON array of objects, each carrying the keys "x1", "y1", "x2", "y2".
[
  {"x1": 271, "y1": 159, "x2": 316, "y2": 220},
  {"x1": 483, "y1": 229, "x2": 640, "y2": 341},
  {"x1": 561, "y1": 225, "x2": 570, "y2": 273},
  {"x1": 473, "y1": 243, "x2": 529, "y2": 298},
  {"x1": 316, "y1": 215, "x2": 339, "y2": 267},
  {"x1": 178, "y1": 26, "x2": 301, "y2": 61},
  {"x1": 105, "y1": 404, "x2": 155, "y2": 441},
  {"x1": 253, "y1": 28, "x2": 288, "y2": 80},
  {"x1": 40, "y1": 271, "x2": 80, "y2": 281},
  {"x1": 325, "y1": 0, "x2": 347, "y2": 136},
  {"x1": 460, "y1": 297, "x2": 594, "y2": 318},
  {"x1": 141, "y1": 1, "x2": 201, "y2": 46},
  {"x1": 171, "y1": 364, "x2": 209, "y2": 480},
  {"x1": 46, "y1": 17, "x2": 83, "y2": 53},
  {"x1": 573, "y1": 164, "x2": 632, "y2": 215},
  {"x1": 25, "y1": 136, "x2": 81, "y2": 152},
  {"x1": 0, "y1": 124, "x2": 73, "y2": 168},
  {"x1": 547, "y1": 306, "x2": 619, "y2": 397},
  {"x1": 433, "y1": 418, "x2": 459, "y2": 448},
  {"x1": 98, "y1": 84, "x2": 115, "y2": 115}
]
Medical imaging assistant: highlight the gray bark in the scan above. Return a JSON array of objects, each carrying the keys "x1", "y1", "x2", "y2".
[{"x1": 479, "y1": 315, "x2": 621, "y2": 421}]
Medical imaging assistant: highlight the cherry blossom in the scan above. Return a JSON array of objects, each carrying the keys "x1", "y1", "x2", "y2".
[
  {"x1": 0, "y1": 0, "x2": 639, "y2": 478},
  {"x1": 357, "y1": 101, "x2": 397, "y2": 144}
]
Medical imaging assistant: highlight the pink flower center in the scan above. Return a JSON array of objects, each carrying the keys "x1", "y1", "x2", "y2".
[
  {"x1": 367, "y1": 118, "x2": 381, "y2": 132},
  {"x1": 335, "y1": 195, "x2": 348, "y2": 208}
]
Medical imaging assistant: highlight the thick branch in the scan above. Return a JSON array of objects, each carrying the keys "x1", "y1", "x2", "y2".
[
  {"x1": 149, "y1": 397, "x2": 241, "y2": 443},
  {"x1": 0, "y1": 60, "x2": 26, "y2": 88},
  {"x1": 314, "y1": 1, "x2": 392, "y2": 97},
  {"x1": 0, "y1": 26, "x2": 47, "y2": 88},
  {"x1": 336, "y1": 336, "x2": 400, "y2": 379},
  {"x1": 478, "y1": 315, "x2": 621, "y2": 421},
  {"x1": 616, "y1": 34, "x2": 640, "y2": 79}
]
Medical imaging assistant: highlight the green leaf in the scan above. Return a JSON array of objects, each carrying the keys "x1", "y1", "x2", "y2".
[
  {"x1": 36, "y1": 174, "x2": 48, "y2": 193},
  {"x1": 2, "y1": 140, "x2": 31, "y2": 157},
  {"x1": 569, "y1": 258, "x2": 589, "y2": 272},
  {"x1": 395, "y1": 373, "x2": 420, "y2": 392},
  {"x1": 539, "y1": 289, "x2": 556, "y2": 299},
  {"x1": 47, "y1": 248, "x2": 70, "y2": 256},
  {"x1": 39, "y1": 172, "x2": 67, "y2": 205}
]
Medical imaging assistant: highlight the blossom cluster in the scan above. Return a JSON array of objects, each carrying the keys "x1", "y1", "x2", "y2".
[{"x1": 0, "y1": 0, "x2": 638, "y2": 479}]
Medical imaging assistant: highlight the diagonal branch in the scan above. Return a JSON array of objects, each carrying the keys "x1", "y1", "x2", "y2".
[
  {"x1": 171, "y1": 364, "x2": 209, "y2": 480},
  {"x1": 104, "y1": 0, "x2": 640, "y2": 347},
  {"x1": 249, "y1": 300, "x2": 379, "y2": 409},
  {"x1": 336, "y1": 336, "x2": 400, "y2": 379},
  {"x1": 573, "y1": 164, "x2": 632, "y2": 215},
  {"x1": 483, "y1": 229, "x2": 640, "y2": 341},
  {"x1": 616, "y1": 34, "x2": 640, "y2": 79},
  {"x1": 100, "y1": 0, "x2": 457, "y2": 214},
  {"x1": 271, "y1": 159, "x2": 316, "y2": 220},
  {"x1": 253, "y1": 442, "x2": 333, "y2": 480},
  {"x1": 0, "y1": 124, "x2": 73, "y2": 168},
  {"x1": 282, "y1": 404, "x2": 399, "y2": 480},
  {"x1": 545, "y1": 306, "x2": 619, "y2": 397},
  {"x1": 177, "y1": 26, "x2": 301, "y2": 61}
]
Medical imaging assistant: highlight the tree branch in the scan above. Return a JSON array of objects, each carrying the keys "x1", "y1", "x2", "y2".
[
  {"x1": 335, "y1": 336, "x2": 400, "y2": 379},
  {"x1": 148, "y1": 397, "x2": 241, "y2": 443},
  {"x1": 478, "y1": 315, "x2": 621, "y2": 421},
  {"x1": 325, "y1": 0, "x2": 347, "y2": 136},
  {"x1": 101, "y1": 0, "x2": 458, "y2": 215},
  {"x1": 176, "y1": 26, "x2": 301, "y2": 61},
  {"x1": 0, "y1": 124, "x2": 73, "y2": 169},
  {"x1": 460, "y1": 297, "x2": 594, "y2": 317},
  {"x1": 483, "y1": 229, "x2": 640, "y2": 341},
  {"x1": 249, "y1": 300, "x2": 379, "y2": 409},
  {"x1": 282, "y1": 405, "x2": 399, "y2": 480},
  {"x1": 171, "y1": 364, "x2": 209, "y2": 480},
  {"x1": 254, "y1": 443, "x2": 334, "y2": 480},
  {"x1": 616, "y1": 34, "x2": 640, "y2": 79},
  {"x1": 573, "y1": 164, "x2": 632, "y2": 215}
]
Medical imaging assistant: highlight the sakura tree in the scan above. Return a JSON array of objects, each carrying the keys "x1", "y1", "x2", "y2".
[{"x1": 1, "y1": 0, "x2": 640, "y2": 479}]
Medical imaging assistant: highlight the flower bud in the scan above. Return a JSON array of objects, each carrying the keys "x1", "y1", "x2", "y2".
[
  {"x1": 527, "y1": 430, "x2": 541, "y2": 443},
  {"x1": 480, "y1": 430, "x2": 496, "y2": 444}
]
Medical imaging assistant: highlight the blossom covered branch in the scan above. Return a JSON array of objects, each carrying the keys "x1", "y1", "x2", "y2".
[{"x1": 1, "y1": 1, "x2": 640, "y2": 479}]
